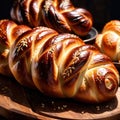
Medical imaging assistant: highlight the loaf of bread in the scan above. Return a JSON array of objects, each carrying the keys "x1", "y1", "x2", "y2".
[
  {"x1": 0, "y1": 19, "x2": 31, "y2": 76},
  {"x1": 95, "y1": 20, "x2": 120, "y2": 62},
  {"x1": 10, "y1": 0, "x2": 93, "y2": 36},
  {"x1": 0, "y1": 19, "x2": 119, "y2": 103}
]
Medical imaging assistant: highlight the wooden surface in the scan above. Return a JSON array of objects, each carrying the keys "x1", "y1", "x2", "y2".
[{"x1": 0, "y1": 75, "x2": 120, "y2": 120}]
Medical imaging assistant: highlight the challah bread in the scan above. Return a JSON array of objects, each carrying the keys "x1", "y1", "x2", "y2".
[
  {"x1": 0, "y1": 19, "x2": 119, "y2": 103},
  {"x1": 95, "y1": 20, "x2": 120, "y2": 62},
  {"x1": 0, "y1": 19, "x2": 31, "y2": 76},
  {"x1": 10, "y1": 0, "x2": 93, "y2": 36}
]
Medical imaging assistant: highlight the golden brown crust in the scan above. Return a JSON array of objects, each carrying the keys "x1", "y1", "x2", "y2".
[
  {"x1": 0, "y1": 19, "x2": 31, "y2": 76},
  {"x1": 0, "y1": 19, "x2": 119, "y2": 103},
  {"x1": 10, "y1": 0, "x2": 93, "y2": 36},
  {"x1": 95, "y1": 20, "x2": 120, "y2": 62}
]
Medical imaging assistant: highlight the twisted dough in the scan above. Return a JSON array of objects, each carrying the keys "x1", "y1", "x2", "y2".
[
  {"x1": 95, "y1": 20, "x2": 120, "y2": 62},
  {"x1": 0, "y1": 19, "x2": 119, "y2": 103},
  {"x1": 10, "y1": 0, "x2": 93, "y2": 36},
  {"x1": 0, "y1": 19, "x2": 31, "y2": 76}
]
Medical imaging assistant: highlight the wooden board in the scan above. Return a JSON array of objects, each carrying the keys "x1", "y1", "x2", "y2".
[{"x1": 0, "y1": 74, "x2": 120, "y2": 120}]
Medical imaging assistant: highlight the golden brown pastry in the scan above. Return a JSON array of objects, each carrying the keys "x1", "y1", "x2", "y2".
[
  {"x1": 0, "y1": 19, "x2": 119, "y2": 103},
  {"x1": 10, "y1": 0, "x2": 93, "y2": 36},
  {"x1": 95, "y1": 20, "x2": 120, "y2": 62},
  {"x1": 0, "y1": 19, "x2": 31, "y2": 76}
]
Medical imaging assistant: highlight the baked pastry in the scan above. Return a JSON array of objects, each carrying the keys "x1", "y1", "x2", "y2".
[
  {"x1": 0, "y1": 19, "x2": 31, "y2": 76},
  {"x1": 10, "y1": 0, "x2": 93, "y2": 36},
  {"x1": 0, "y1": 19, "x2": 119, "y2": 103},
  {"x1": 95, "y1": 20, "x2": 120, "y2": 62}
]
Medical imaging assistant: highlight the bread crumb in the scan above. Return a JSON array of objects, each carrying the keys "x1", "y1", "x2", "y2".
[
  {"x1": 96, "y1": 106, "x2": 100, "y2": 111},
  {"x1": 105, "y1": 105, "x2": 109, "y2": 108},
  {"x1": 58, "y1": 106, "x2": 61, "y2": 110},
  {"x1": 41, "y1": 103, "x2": 45, "y2": 108},
  {"x1": 63, "y1": 105, "x2": 67, "y2": 108},
  {"x1": 51, "y1": 101, "x2": 54, "y2": 104}
]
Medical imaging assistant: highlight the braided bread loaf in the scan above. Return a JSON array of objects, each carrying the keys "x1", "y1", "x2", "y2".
[
  {"x1": 95, "y1": 20, "x2": 120, "y2": 62},
  {"x1": 0, "y1": 19, "x2": 31, "y2": 76},
  {"x1": 0, "y1": 19, "x2": 119, "y2": 103},
  {"x1": 10, "y1": 0, "x2": 93, "y2": 36}
]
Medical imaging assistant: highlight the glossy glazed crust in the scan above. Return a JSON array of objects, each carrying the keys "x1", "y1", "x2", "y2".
[
  {"x1": 95, "y1": 20, "x2": 120, "y2": 62},
  {"x1": 0, "y1": 19, "x2": 119, "y2": 103},
  {"x1": 10, "y1": 0, "x2": 93, "y2": 36},
  {"x1": 0, "y1": 19, "x2": 31, "y2": 76}
]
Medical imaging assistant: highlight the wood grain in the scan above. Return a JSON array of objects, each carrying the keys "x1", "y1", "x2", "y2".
[{"x1": 0, "y1": 75, "x2": 120, "y2": 120}]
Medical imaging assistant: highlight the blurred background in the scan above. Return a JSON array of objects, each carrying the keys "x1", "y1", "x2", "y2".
[{"x1": 0, "y1": 0, "x2": 120, "y2": 31}]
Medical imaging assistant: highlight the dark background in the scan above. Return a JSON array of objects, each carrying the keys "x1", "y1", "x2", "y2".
[
  {"x1": 0, "y1": 0, "x2": 120, "y2": 31},
  {"x1": 0, "y1": 0, "x2": 13, "y2": 19}
]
